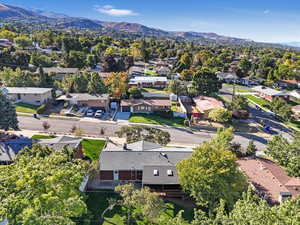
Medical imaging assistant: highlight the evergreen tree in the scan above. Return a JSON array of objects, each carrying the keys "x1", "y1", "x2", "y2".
[{"x1": 0, "y1": 91, "x2": 18, "y2": 130}]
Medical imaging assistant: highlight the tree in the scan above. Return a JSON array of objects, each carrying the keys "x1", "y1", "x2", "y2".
[
  {"x1": 115, "y1": 184, "x2": 165, "y2": 223},
  {"x1": 64, "y1": 50, "x2": 86, "y2": 68},
  {"x1": 87, "y1": 73, "x2": 107, "y2": 95},
  {"x1": 42, "y1": 121, "x2": 51, "y2": 131},
  {"x1": 86, "y1": 54, "x2": 97, "y2": 69},
  {"x1": 115, "y1": 125, "x2": 171, "y2": 145},
  {"x1": 102, "y1": 54, "x2": 118, "y2": 72},
  {"x1": 167, "y1": 79, "x2": 187, "y2": 96},
  {"x1": 0, "y1": 91, "x2": 18, "y2": 130},
  {"x1": 230, "y1": 95, "x2": 249, "y2": 111},
  {"x1": 238, "y1": 58, "x2": 252, "y2": 77},
  {"x1": 180, "y1": 69, "x2": 193, "y2": 81},
  {"x1": 0, "y1": 144, "x2": 89, "y2": 225},
  {"x1": 208, "y1": 108, "x2": 232, "y2": 123},
  {"x1": 104, "y1": 72, "x2": 129, "y2": 99},
  {"x1": 14, "y1": 35, "x2": 32, "y2": 49},
  {"x1": 177, "y1": 128, "x2": 247, "y2": 211},
  {"x1": 271, "y1": 97, "x2": 293, "y2": 121},
  {"x1": 246, "y1": 140, "x2": 257, "y2": 156},
  {"x1": 128, "y1": 87, "x2": 142, "y2": 99},
  {"x1": 190, "y1": 68, "x2": 222, "y2": 96}
]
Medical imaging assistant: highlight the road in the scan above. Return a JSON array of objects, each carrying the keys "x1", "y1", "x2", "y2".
[{"x1": 18, "y1": 116, "x2": 268, "y2": 150}]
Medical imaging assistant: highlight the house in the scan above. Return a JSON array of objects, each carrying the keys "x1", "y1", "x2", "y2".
[
  {"x1": 42, "y1": 67, "x2": 79, "y2": 80},
  {"x1": 57, "y1": 93, "x2": 110, "y2": 111},
  {"x1": 156, "y1": 66, "x2": 171, "y2": 75},
  {"x1": 0, "y1": 138, "x2": 32, "y2": 165},
  {"x1": 36, "y1": 136, "x2": 83, "y2": 158},
  {"x1": 178, "y1": 96, "x2": 197, "y2": 118},
  {"x1": 289, "y1": 90, "x2": 300, "y2": 99},
  {"x1": 141, "y1": 92, "x2": 170, "y2": 99},
  {"x1": 129, "y1": 65, "x2": 145, "y2": 76},
  {"x1": 240, "y1": 77, "x2": 264, "y2": 86},
  {"x1": 237, "y1": 157, "x2": 300, "y2": 205},
  {"x1": 252, "y1": 86, "x2": 289, "y2": 102},
  {"x1": 3, "y1": 87, "x2": 53, "y2": 106},
  {"x1": 192, "y1": 96, "x2": 224, "y2": 119},
  {"x1": 276, "y1": 79, "x2": 300, "y2": 89},
  {"x1": 292, "y1": 105, "x2": 300, "y2": 118},
  {"x1": 120, "y1": 99, "x2": 171, "y2": 113},
  {"x1": 129, "y1": 77, "x2": 168, "y2": 89},
  {"x1": 95, "y1": 140, "x2": 193, "y2": 196},
  {"x1": 216, "y1": 72, "x2": 239, "y2": 83},
  {"x1": 0, "y1": 38, "x2": 13, "y2": 47}
]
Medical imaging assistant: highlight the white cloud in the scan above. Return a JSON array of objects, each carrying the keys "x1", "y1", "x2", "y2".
[
  {"x1": 95, "y1": 5, "x2": 139, "y2": 17},
  {"x1": 263, "y1": 9, "x2": 270, "y2": 14}
]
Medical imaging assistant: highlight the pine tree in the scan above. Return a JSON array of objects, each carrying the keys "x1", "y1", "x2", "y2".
[{"x1": 0, "y1": 91, "x2": 18, "y2": 130}]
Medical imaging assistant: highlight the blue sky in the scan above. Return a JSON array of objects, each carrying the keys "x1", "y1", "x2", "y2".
[{"x1": 3, "y1": 0, "x2": 300, "y2": 43}]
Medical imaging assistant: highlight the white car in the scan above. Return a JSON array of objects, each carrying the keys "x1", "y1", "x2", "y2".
[
  {"x1": 86, "y1": 109, "x2": 94, "y2": 117},
  {"x1": 94, "y1": 110, "x2": 103, "y2": 118}
]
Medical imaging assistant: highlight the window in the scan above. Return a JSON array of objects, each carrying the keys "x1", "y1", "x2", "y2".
[
  {"x1": 167, "y1": 170, "x2": 173, "y2": 176},
  {"x1": 153, "y1": 169, "x2": 159, "y2": 176}
]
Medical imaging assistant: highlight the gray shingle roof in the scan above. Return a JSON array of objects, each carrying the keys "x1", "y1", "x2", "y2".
[
  {"x1": 56, "y1": 93, "x2": 109, "y2": 101},
  {"x1": 43, "y1": 67, "x2": 79, "y2": 74},
  {"x1": 36, "y1": 136, "x2": 82, "y2": 150},
  {"x1": 142, "y1": 165, "x2": 179, "y2": 185},
  {"x1": 99, "y1": 150, "x2": 192, "y2": 170},
  {"x1": 252, "y1": 86, "x2": 287, "y2": 96},
  {"x1": 5, "y1": 87, "x2": 52, "y2": 94},
  {"x1": 0, "y1": 138, "x2": 32, "y2": 162}
]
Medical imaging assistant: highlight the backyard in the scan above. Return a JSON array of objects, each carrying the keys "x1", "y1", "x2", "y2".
[
  {"x1": 79, "y1": 191, "x2": 194, "y2": 225},
  {"x1": 15, "y1": 102, "x2": 40, "y2": 114},
  {"x1": 129, "y1": 113, "x2": 185, "y2": 127}
]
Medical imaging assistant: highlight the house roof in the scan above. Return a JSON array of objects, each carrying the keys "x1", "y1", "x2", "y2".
[
  {"x1": 100, "y1": 150, "x2": 192, "y2": 171},
  {"x1": 56, "y1": 93, "x2": 109, "y2": 101},
  {"x1": 142, "y1": 92, "x2": 170, "y2": 99},
  {"x1": 42, "y1": 67, "x2": 79, "y2": 74},
  {"x1": 289, "y1": 90, "x2": 300, "y2": 99},
  {"x1": 216, "y1": 72, "x2": 238, "y2": 80},
  {"x1": 252, "y1": 86, "x2": 287, "y2": 97},
  {"x1": 142, "y1": 165, "x2": 179, "y2": 185},
  {"x1": 292, "y1": 105, "x2": 300, "y2": 113},
  {"x1": 193, "y1": 96, "x2": 224, "y2": 113},
  {"x1": 121, "y1": 99, "x2": 171, "y2": 107},
  {"x1": 129, "y1": 76, "x2": 167, "y2": 83},
  {"x1": 36, "y1": 136, "x2": 82, "y2": 151},
  {"x1": 237, "y1": 157, "x2": 300, "y2": 204},
  {"x1": 0, "y1": 138, "x2": 32, "y2": 162},
  {"x1": 5, "y1": 87, "x2": 52, "y2": 94}
]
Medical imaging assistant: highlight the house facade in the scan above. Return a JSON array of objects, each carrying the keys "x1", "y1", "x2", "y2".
[
  {"x1": 57, "y1": 93, "x2": 110, "y2": 111},
  {"x1": 120, "y1": 99, "x2": 171, "y2": 113},
  {"x1": 92, "y1": 141, "x2": 193, "y2": 197},
  {"x1": 252, "y1": 86, "x2": 289, "y2": 102},
  {"x1": 192, "y1": 96, "x2": 224, "y2": 119},
  {"x1": 128, "y1": 77, "x2": 168, "y2": 88},
  {"x1": 3, "y1": 87, "x2": 53, "y2": 106}
]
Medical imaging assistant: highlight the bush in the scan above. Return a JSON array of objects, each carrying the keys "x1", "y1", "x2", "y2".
[
  {"x1": 37, "y1": 104, "x2": 47, "y2": 114},
  {"x1": 153, "y1": 110, "x2": 173, "y2": 118}
]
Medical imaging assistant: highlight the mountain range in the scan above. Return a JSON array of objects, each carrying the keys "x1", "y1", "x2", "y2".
[{"x1": 0, "y1": 2, "x2": 296, "y2": 48}]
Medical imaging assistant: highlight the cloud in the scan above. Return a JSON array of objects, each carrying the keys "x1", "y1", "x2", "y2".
[
  {"x1": 95, "y1": 5, "x2": 139, "y2": 17},
  {"x1": 263, "y1": 9, "x2": 270, "y2": 14}
]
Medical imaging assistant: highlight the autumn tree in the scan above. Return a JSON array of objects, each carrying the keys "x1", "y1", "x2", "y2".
[
  {"x1": 0, "y1": 145, "x2": 89, "y2": 225},
  {"x1": 104, "y1": 72, "x2": 129, "y2": 99},
  {"x1": 208, "y1": 108, "x2": 232, "y2": 123},
  {"x1": 177, "y1": 128, "x2": 247, "y2": 211}
]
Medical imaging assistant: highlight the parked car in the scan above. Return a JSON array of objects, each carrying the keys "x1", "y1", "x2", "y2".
[
  {"x1": 86, "y1": 109, "x2": 94, "y2": 117},
  {"x1": 94, "y1": 110, "x2": 103, "y2": 118}
]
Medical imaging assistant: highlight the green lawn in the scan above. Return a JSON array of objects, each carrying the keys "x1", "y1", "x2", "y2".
[
  {"x1": 289, "y1": 99, "x2": 300, "y2": 106},
  {"x1": 144, "y1": 68, "x2": 157, "y2": 76},
  {"x1": 31, "y1": 134, "x2": 56, "y2": 139},
  {"x1": 81, "y1": 139, "x2": 106, "y2": 161},
  {"x1": 285, "y1": 121, "x2": 300, "y2": 132},
  {"x1": 15, "y1": 102, "x2": 40, "y2": 114},
  {"x1": 244, "y1": 95, "x2": 271, "y2": 108},
  {"x1": 129, "y1": 113, "x2": 185, "y2": 127},
  {"x1": 79, "y1": 191, "x2": 193, "y2": 225},
  {"x1": 237, "y1": 89, "x2": 252, "y2": 93}
]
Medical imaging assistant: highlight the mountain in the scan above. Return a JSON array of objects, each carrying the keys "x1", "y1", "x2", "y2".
[
  {"x1": 0, "y1": 3, "x2": 293, "y2": 48},
  {"x1": 281, "y1": 42, "x2": 300, "y2": 48}
]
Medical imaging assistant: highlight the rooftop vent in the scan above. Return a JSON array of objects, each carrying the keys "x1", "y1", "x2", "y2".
[{"x1": 153, "y1": 169, "x2": 159, "y2": 176}]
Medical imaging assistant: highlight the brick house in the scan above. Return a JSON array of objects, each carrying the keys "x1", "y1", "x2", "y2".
[
  {"x1": 120, "y1": 99, "x2": 171, "y2": 113},
  {"x1": 56, "y1": 93, "x2": 110, "y2": 111},
  {"x1": 252, "y1": 86, "x2": 289, "y2": 102},
  {"x1": 93, "y1": 140, "x2": 193, "y2": 197},
  {"x1": 128, "y1": 77, "x2": 168, "y2": 88},
  {"x1": 237, "y1": 157, "x2": 300, "y2": 204}
]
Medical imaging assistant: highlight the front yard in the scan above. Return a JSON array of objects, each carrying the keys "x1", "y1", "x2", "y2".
[
  {"x1": 141, "y1": 88, "x2": 169, "y2": 94},
  {"x1": 129, "y1": 113, "x2": 185, "y2": 127},
  {"x1": 82, "y1": 139, "x2": 106, "y2": 161},
  {"x1": 244, "y1": 94, "x2": 271, "y2": 108},
  {"x1": 15, "y1": 102, "x2": 39, "y2": 114}
]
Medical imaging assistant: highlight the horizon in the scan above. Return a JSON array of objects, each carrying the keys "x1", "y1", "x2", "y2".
[{"x1": 2, "y1": 0, "x2": 300, "y2": 43}]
